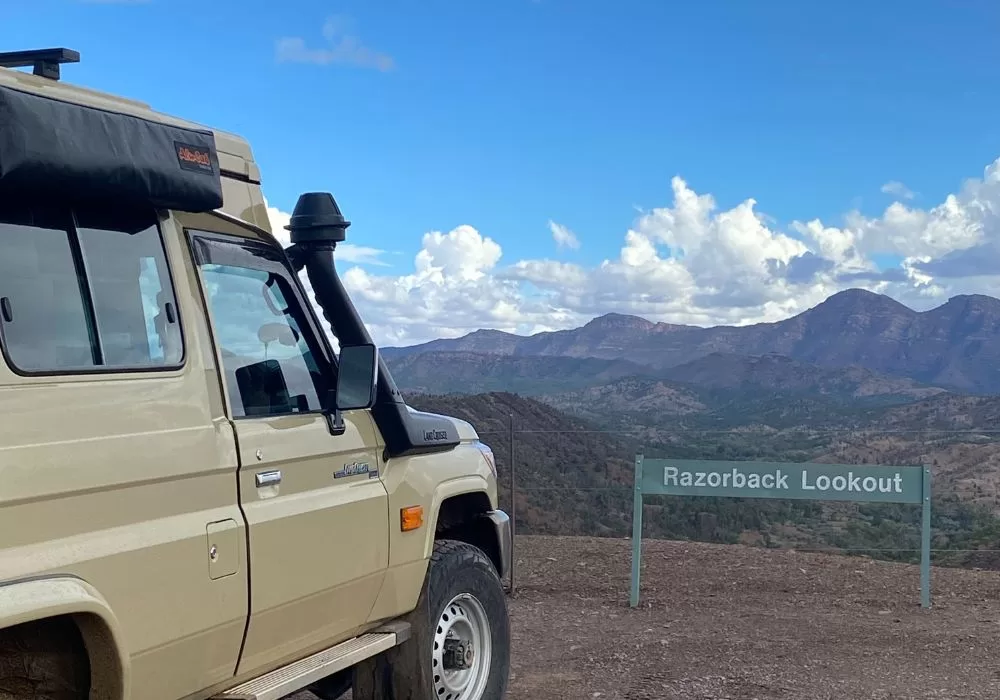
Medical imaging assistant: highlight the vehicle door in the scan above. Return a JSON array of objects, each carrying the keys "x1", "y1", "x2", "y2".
[
  {"x1": 187, "y1": 224, "x2": 389, "y2": 674},
  {"x1": 0, "y1": 204, "x2": 248, "y2": 700}
]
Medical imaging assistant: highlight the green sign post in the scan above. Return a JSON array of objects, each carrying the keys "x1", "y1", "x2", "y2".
[{"x1": 630, "y1": 457, "x2": 931, "y2": 609}]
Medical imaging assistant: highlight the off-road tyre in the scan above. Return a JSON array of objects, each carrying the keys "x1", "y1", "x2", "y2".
[
  {"x1": 0, "y1": 618, "x2": 90, "y2": 700},
  {"x1": 382, "y1": 539, "x2": 510, "y2": 700}
]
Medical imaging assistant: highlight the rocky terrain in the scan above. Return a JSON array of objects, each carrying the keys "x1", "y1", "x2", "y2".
[
  {"x1": 538, "y1": 353, "x2": 945, "y2": 429},
  {"x1": 384, "y1": 351, "x2": 656, "y2": 395},
  {"x1": 377, "y1": 289, "x2": 1000, "y2": 563},
  {"x1": 296, "y1": 535, "x2": 1000, "y2": 700},
  {"x1": 405, "y1": 392, "x2": 1000, "y2": 567},
  {"x1": 506, "y1": 536, "x2": 1000, "y2": 699},
  {"x1": 659, "y1": 352, "x2": 943, "y2": 399},
  {"x1": 389, "y1": 351, "x2": 943, "y2": 410}
]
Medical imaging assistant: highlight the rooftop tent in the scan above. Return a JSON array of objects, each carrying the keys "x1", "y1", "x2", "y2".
[{"x1": 0, "y1": 83, "x2": 223, "y2": 212}]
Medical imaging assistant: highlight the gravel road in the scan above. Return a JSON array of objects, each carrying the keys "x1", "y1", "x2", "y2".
[{"x1": 294, "y1": 534, "x2": 1000, "y2": 699}]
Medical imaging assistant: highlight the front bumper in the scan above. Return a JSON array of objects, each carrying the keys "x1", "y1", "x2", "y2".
[{"x1": 484, "y1": 509, "x2": 512, "y2": 580}]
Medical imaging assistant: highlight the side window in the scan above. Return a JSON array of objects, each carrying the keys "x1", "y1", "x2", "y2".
[
  {"x1": 194, "y1": 243, "x2": 330, "y2": 419},
  {"x1": 0, "y1": 203, "x2": 184, "y2": 372}
]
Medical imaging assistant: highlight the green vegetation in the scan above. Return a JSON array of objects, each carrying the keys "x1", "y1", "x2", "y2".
[{"x1": 408, "y1": 391, "x2": 1000, "y2": 570}]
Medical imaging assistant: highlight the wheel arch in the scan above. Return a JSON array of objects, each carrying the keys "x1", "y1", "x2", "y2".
[
  {"x1": 0, "y1": 575, "x2": 129, "y2": 700},
  {"x1": 433, "y1": 491, "x2": 503, "y2": 577}
]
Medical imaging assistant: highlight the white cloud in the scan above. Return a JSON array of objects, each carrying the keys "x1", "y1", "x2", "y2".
[
  {"x1": 275, "y1": 15, "x2": 394, "y2": 72},
  {"x1": 881, "y1": 180, "x2": 916, "y2": 200},
  {"x1": 260, "y1": 155, "x2": 1000, "y2": 348},
  {"x1": 415, "y1": 226, "x2": 502, "y2": 281},
  {"x1": 263, "y1": 199, "x2": 388, "y2": 352},
  {"x1": 549, "y1": 220, "x2": 580, "y2": 250}
]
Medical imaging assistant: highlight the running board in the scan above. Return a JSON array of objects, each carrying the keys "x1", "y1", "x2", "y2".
[{"x1": 212, "y1": 622, "x2": 410, "y2": 700}]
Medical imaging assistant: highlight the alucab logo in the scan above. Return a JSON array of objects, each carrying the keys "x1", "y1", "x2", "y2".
[{"x1": 174, "y1": 141, "x2": 214, "y2": 174}]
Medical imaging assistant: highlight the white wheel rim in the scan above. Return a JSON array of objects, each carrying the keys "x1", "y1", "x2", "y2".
[{"x1": 431, "y1": 592, "x2": 492, "y2": 700}]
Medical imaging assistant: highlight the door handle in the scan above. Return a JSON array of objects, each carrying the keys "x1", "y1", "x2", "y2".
[{"x1": 255, "y1": 470, "x2": 282, "y2": 488}]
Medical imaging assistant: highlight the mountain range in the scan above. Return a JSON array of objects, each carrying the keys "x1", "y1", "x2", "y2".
[
  {"x1": 385, "y1": 289, "x2": 1000, "y2": 394},
  {"x1": 391, "y1": 288, "x2": 1000, "y2": 567}
]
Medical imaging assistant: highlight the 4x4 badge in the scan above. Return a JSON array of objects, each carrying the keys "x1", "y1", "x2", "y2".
[{"x1": 334, "y1": 461, "x2": 371, "y2": 479}]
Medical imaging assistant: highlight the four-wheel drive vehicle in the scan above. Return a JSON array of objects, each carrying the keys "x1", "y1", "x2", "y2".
[{"x1": 0, "y1": 48, "x2": 510, "y2": 700}]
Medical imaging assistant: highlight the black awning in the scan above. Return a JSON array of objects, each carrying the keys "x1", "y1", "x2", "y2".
[{"x1": 0, "y1": 83, "x2": 224, "y2": 212}]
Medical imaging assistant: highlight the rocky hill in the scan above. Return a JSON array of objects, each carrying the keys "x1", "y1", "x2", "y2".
[
  {"x1": 407, "y1": 391, "x2": 829, "y2": 542},
  {"x1": 387, "y1": 288, "x2": 1000, "y2": 566},
  {"x1": 406, "y1": 392, "x2": 638, "y2": 537},
  {"x1": 386, "y1": 349, "x2": 941, "y2": 399},
  {"x1": 385, "y1": 289, "x2": 1000, "y2": 393},
  {"x1": 404, "y1": 390, "x2": 1000, "y2": 568},
  {"x1": 660, "y1": 352, "x2": 943, "y2": 399},
  {"x1": 388, "y1": 350, "x2": 947, "y2": 431},
  {"x1": 385, "y1": 351, "x2": 657, "y2": 395}
]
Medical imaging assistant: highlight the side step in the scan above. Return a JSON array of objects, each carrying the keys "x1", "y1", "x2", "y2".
[{"x1": 213, "y1": 622, "x2": 410, "y2": 700}]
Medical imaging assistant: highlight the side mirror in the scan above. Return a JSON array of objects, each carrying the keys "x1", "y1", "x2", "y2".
[{"x1": 335, "y1": 343, "x2": 378, "y2": 411}]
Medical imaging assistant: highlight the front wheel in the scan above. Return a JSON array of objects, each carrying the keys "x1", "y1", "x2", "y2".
[{"x1": 385, "y1": 539, "x2": 510, "y2": 700}]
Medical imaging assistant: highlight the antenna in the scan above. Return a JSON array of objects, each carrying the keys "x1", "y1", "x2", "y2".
[{"x1": 0, "y1": 48, "x2": 80, "y2": 81}]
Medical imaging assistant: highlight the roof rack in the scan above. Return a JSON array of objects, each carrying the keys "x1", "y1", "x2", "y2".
[{"x1": 0, "y1": 48, "x2": 80, "y2": 81}]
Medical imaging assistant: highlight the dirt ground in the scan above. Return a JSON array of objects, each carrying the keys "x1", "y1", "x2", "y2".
[
  {"x1": 508, "y1": 536, "x2": 1000, "y2": 699},
  {"x1": 295, "y1": 534, "x2": 1000, "y2": 699}
]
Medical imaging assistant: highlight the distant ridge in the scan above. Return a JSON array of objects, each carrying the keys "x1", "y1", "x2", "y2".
[{"x1": 383, "y1": 289, "x2": 1000, "y2": 393}]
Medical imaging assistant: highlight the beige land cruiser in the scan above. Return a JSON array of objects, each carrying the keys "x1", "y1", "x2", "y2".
[{"x1": 0, "y1": 48, "x2": 511, "y2": 700}]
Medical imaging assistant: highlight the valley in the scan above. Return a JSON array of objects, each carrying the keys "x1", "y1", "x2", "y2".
[{"x1": 386, "y1": 289, "x2": 1000, "y2": 570}]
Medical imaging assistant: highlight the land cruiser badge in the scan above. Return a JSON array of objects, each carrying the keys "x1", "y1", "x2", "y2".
[{"x1": 335, "y1": 461, "x2": 371, "y2": 479}]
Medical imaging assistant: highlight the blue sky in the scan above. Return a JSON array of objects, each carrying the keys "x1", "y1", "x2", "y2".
[{"x1": 6, "y1": 0, "x2": 1000, "y2": 344}]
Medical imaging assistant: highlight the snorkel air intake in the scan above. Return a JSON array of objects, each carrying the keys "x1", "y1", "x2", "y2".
[
  {"x1": 284, "y1": 192, "x2": 460, "y2": 459},
  {"x1": 287, "y1": 192, "x2": 351, "y2": 244}
]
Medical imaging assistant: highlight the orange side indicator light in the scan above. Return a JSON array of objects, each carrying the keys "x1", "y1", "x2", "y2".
[{"x1": 401, "y1": 506, "x2": 424, "y2": 532}]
